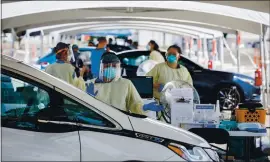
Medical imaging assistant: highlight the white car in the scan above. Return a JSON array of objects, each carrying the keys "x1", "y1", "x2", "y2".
[{"x1": 1, "y1": 55, "x2": 219, "y2": 161}]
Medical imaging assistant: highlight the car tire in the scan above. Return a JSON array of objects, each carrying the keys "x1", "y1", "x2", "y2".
[{"x1": 216, "y1": 85, "x2": 241, "y2": 111}]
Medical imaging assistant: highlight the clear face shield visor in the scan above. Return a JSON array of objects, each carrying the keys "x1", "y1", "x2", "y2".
[{"x1": 99, "y1": 62, "x2": 121, "y2": 82}]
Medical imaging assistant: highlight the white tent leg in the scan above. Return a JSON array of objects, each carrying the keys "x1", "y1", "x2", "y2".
[
  {"x1": 262, "y1": 25, "x2": 269, "y2": 110},
  {"x1": 260, "y1": 24, "x2": 267, "y2": 109},
  {"x1": 11, "y1": 28, "x2": 16, "y2": 57},
  {"x1": 219, "y1": 37, "x2": 224, "y2": 70},
  {"x1": 24, "y1": 33, "x2": 30, "y2": 63},
  {"x1": 40, "y1": 31, "x2": 44, "y2": 58},
  {"x1": 236, "y1": 31, "x2": 240, "y2": 73},
  {"x1": 202, "y1": 36, "x2": 208, "y2": 66}
]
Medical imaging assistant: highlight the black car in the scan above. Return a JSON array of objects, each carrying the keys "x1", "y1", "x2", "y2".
[
  {"x1": 117, "y1": 50, "x2": 261, "y2": 110},
  {"x1": 107, "y1": 44, "x2": 132, "y2": 53}
]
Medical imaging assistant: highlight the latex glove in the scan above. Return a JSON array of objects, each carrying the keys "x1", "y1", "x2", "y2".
[
  {"x1": 86, "y1": 82, "x2": 98, "y2": 97},
  {"x1": 143, "y1": 102, "x2": 164, "y2": 111},
  {"x1": 158, "y1": 84, "x2": 164, "y2": 92}
]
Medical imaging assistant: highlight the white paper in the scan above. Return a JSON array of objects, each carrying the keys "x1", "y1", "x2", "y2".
[{"x1": 170, "y1": 100, "x2": 194, "y2": 126}]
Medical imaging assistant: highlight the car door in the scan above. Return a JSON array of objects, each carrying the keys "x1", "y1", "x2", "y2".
[
  {"x1": 50, "y1": 93, "x2": 129, "y2": 161},
  {"x1": 1, "y1": 70, "x2": 81, "y2": 161},
  {"x1": 53, "y1": 91, "x2": 174, "y2": 161}
]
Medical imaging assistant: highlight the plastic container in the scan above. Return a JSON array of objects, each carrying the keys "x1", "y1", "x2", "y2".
[
  {"x1": 219, "y1": 120, "x2": 237, "y2": 131},
  {"x1": 235, "y1": 109, "x2": 266, "y2": 124},
  {"x1": 235, "y1": 102, "x2": 266, "y2": 125}
]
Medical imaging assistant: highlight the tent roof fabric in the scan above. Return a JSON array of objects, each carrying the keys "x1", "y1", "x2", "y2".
[
  {"x1": 2, "y1": 1, "x2": 269, "y2": 35},
  {"x1": 48, "y1": 23, "x2": 223, "y2": 38},
  {"x1": 29, "y1": 21, "x2": 223, "y2": 37},
  {"x1": 78, "y1": 29, "x2": 132, "y2": 37}
]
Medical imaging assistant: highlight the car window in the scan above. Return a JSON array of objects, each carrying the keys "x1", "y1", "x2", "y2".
[
  {"x1": 179, "y1": 57, "x2": 201, "y2": 71},
  {"x1": 1, "y1": 72, "x2": 116, "y2": 131},
  {"x1": 1, "y1": 74, "x2": 50, "y2": 130},
  {"x1": 60, "y1": 96, "x2": 116, "y2": 128},
  {"x1": 119, "y1": 51, "x2": 150, "y2": 66}
]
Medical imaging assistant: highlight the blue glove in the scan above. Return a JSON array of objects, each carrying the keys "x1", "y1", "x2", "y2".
[
  {"x1": 86, "y1": 82, "x2": 98, "y2": 97},
  {"x1": 143, "y1": 102, "x2": 164, "y2": 112},
  {"x1": 158, "y1": 84, "x2": 164, "y2": 92}
]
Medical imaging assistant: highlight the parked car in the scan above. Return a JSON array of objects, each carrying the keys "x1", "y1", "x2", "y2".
[
  {"x1": 107, "y1": 44, "x2": 132, "y2": 52},
  {"x1": 117, "y1": 50, "x2": 261, "y2": 110},
  {"x1": 1, "y1": 55, "x2": 219, "y2": 161}
]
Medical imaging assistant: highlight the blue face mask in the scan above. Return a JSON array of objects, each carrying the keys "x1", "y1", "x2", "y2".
[
  {"x1": 103, "y1": 67, "x2": 116, "y2": 80},
  {"x1": 167, "y1": 55, "x2": 177, "y2": 63}
]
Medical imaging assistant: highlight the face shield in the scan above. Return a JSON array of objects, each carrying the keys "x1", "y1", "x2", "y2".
[
  {"x1": 166, "y1": 52, "x2": 179, "y2": 63},
  {"x1": 99, "y1": 54, "x2": 121, "y2": 82}
]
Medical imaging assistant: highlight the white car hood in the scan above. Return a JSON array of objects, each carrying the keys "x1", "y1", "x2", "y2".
[{"x1": 129, "y1": 116, "x2": 210, "y2": 148}]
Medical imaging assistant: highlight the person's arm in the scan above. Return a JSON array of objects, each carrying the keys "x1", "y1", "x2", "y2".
[
  {"x1": 126, "y1": 81, "x2": 145, "y2": 115},
  {"x1": 182, "y1": 66, "x2": 193, "y2": 86},
  {"x1": 146, "y1": 65, "x2": 160, "y2": 89},
  {"x1": 72, "y1": 66, "x2": 87, "y2": 91}
]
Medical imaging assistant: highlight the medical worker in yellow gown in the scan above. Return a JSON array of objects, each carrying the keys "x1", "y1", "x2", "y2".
[
  {"x1": 147, "y1": 45, "x2": 193, "y2": 100},
  {"x1": 45, "y1": 42, "x2": 86, "y2": 91},
  {"x1": 86, "y1": 52, "x2": 164, "y2": 115}
]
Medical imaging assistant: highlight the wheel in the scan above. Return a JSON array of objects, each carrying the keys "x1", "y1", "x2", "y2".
[{"x1": 216, "y1": 85, "x2": 241, "y2": 111}]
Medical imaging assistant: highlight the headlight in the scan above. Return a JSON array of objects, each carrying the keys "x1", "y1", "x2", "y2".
[
  {"x1": 204, "y1": 148, "x2": 220, "y2": 161},
  {"x1": 168, "y1": 143, "x2": 219, "y2": 161},
  {"x1": 234, "y1": 76, "x2": 254, "y2": 85}
]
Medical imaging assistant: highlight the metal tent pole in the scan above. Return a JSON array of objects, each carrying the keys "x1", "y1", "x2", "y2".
[
  {"x1": 236, "y1": 31, "x2": 240, "y2": 73},
  {"x1": 260, "y1": 24, "x2": 266, "y2": 109},
  {"x1": 202, "y1": 36, "x2": 208, "y2": 67},
  {"x1": 40, "y1": 30, "x2": 44, "y2": 58},
  {"x1": 11, "y1": 28, "x2": 16, "y2": 57},
  {"x1": 219, "y1": 37, "x2": 224, "y2": 70},
  {"x1": 262, "y1": 25, "x2": 269, "y2": 110}
]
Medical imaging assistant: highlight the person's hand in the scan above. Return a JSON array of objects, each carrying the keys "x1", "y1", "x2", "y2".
[
  {"x1": 86, "y1": 82, "x2": 98, "y2": 97},
  {"x1": 143, "y1": 102, "x2": 164, "y2": 111},
  {"x1": 80, "y1": 65, "x2": 87, "y2": 77},
  {"x1": 158, "y1": 84, "x2": 164, "y2": 92},
  {"x1": 153, "y1": 83, "x2": 164, "y2": 92}
]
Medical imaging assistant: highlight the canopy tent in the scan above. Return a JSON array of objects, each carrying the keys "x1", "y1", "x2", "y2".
[
  {"x1": 49, "y1": 23, "x2": 221, "y2": 39},
  {"x1": 29, "y1": 21, "x2": 223, "y2": 38},
  {"x1": 198, "y1": 1, "x2": 270, "y2": 13},
  {"x1": 17, "y1": 18, "x2": 236, "y2": 34},
  {"x1": 3, "y1": 0, "x2": 269, "y2": 13},
  {"x1": 2, "y1": 1, "x2": 269, "y2": 34},
  {"x1": 53, "y1": 26, "x2": 202, "y2": 39},
  {"x1": 41, "y1": 22, "x2": 223, "y2": 38},
  {"x1": 77, "y1": 29, "x2": 132, "y2": 37}
]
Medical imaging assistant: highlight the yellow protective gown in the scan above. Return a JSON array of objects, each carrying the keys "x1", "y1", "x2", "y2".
[
  {"x1": 88, "y1": 78, "x2": 145, "y2": 115},
  {"x1": 45, "y1": 63, "x2": 86, "y2": 91},
  {"x1": 149, "y1": 50, "x2": 165, "y2": 63},
  {"x1": 146, "y1": 62, "x2": 193, "y2": 100}
]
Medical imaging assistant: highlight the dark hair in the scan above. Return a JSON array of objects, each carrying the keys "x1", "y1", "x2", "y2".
[
  {"x1": 101, "y1": 52, "x2": 119, "y2": 63},
  {"x1": 167, "y1": 44, "x2": 182, "y2": 54},
  {"x1": 149, "y1": 40, "x2": 160, "y2": 52},
  {"x1": 101, "y1": 51, "x2": 117, "y2": 58},
  {"x1": 133, "y1": 41, "x2": 138, "y2": 48},
  {"x1": 98, "y1": 37, "x2": 107, "y2": 42},
  {"x1": 53, "y1": 42, "x2": 69, "y2": 53},
  {"x1": 127, "y1": 39, "x2": 133, "y2": 44},
  {"x1": 88, "y1": 41, "x2": 95, "y2": 45}
]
